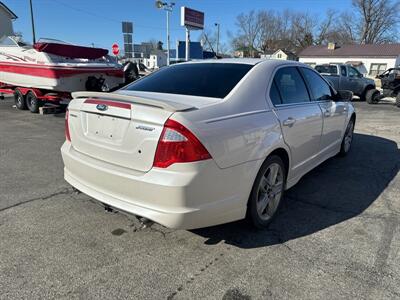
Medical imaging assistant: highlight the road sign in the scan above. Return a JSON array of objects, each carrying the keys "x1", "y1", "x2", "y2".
[
  {"x1": 122, "y1": 22, "x2": 133, "y2": 34},
  {"x1": 112, "y1": 43, "x2": 119, "y2": 56}
]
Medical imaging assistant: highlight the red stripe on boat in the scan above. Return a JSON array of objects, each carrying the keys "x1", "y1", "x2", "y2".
[
  {"x1": 0, "y1": 62, "x2": 124, "y2": 79},
  {"x1": 84, "y1": 99, "x2": 131, "y2": 110}
]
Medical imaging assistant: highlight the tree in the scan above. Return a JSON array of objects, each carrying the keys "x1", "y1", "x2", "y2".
[
  {"x1": 352, "y1": 0, "x2": 400, "y2": 44},
  {"x1": 232, "y1": 10, "x2": 263, "y2": 57},
  {"x1": 230, "y1": 1, "x2": 400, "y2": 56}
]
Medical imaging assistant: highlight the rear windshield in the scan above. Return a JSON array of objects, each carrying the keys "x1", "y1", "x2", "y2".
[
  {"x1": 315, "y1": 65, "x2": 338, "y2": 75},
  {"x1": 124, "y1": 63, "x2": 253, "y2": 98}
]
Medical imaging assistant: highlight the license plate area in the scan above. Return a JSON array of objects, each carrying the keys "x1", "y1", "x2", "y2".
[{"x1": 85, "y1": 113, "x2": 129, "y2": 142}]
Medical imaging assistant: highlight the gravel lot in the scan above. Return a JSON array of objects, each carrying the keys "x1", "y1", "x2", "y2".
[{"x1": 0, "y1": 96, "x2": 399, "y2": 300}]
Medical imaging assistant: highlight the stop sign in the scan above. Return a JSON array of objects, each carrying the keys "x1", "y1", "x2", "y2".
[{"x1": 112, "y1": 43, "x2": 119, "y2": 56}]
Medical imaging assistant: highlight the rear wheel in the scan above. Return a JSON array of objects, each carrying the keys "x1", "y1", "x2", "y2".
[
  {"x1": 366, "y1": 89, "x2": 380, "y2": 104},
  {"x1": 396, "y1": 93, "x2": 400, "y2": 108},
  {"x1": 14, "y1": 89, "x2": 27, "y2": 110},
  {"x1": 26, "y1": 91, "x2": 42, "y2": 113},
  {"x1": 339, "y1": 118, "x2": 355, "y2": 156},
  {"x1": 248, "y1": 155, "x2": 286, "y2": 229}
]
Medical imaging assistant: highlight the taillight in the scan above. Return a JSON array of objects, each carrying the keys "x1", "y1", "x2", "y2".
[
  {"x1": 153, "y1": 119, "x2": 211, "y2": 168},
  {"x1": 65, "y1": 110, "x2": 71, "y2": 142}
]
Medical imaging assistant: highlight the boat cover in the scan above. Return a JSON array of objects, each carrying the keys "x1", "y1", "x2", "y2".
[{"x1": 33, "y1": 43, "x2": 108, "y2": 59}]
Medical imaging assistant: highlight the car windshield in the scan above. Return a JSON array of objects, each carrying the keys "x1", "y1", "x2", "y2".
[
  {"x1": 315, "y1": 65, "x2": 338, "y2": 75},
  {"x1": 124, "y1": 63, "x2": 254, "y2": 98}
]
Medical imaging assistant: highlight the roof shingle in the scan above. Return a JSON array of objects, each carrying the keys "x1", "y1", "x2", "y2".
[{"x1": 299, "y1": 44, "x2": 400, "y2": 58}]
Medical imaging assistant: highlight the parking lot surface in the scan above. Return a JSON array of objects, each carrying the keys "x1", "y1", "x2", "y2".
[{"x1": 1, "y1": 96, "x2": 399, "y2": 299}]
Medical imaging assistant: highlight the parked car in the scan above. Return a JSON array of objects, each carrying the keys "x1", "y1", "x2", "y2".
[
  {"x1": 365, "y1": 68, "x2": 400, "y2": 107},
  {"x1": 61, "y1": 59, "x2": 356, "y2": 229},
  {"x1": 315, "y1": 64, "x2": 375, "y2": 101}
]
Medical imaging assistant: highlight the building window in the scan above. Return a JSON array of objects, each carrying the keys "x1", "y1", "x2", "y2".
[
  {"x1": 369, "y1": 63, "x2": 387, "y2": 76},
  {"x1": 277, "y1": 53, "x2": 282, "y2": 59}
]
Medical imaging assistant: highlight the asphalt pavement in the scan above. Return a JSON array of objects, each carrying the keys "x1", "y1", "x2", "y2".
[{"x1": 0, "y1": 96, "x2": 399, "y2": 299}]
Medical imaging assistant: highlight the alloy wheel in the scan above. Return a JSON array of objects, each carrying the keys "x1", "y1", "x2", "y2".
[
  {"x1": 256, "y1": 162, "x2": 284, "y2": 221},
  {"x1": 344, "y1": 121, "x2": 354, "y2": 153}
]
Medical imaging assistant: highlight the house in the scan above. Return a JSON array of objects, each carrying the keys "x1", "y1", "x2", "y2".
[
  {"x1": 234, "y1": 47, "x2": 261, "y2": 58},
  {"x1": 143, "y1": 50, "x2": 167, "y2": 69},
  {"x1": 299, "y1": 43, "x2": 400, "y2": 77},
  {"x1": 132, "y1": 42, "x2": 154, "y2": 59},
  {"x1": 260, "y1": 49, "x2": 275, "y2": 59},
  {"x1": 0, "y1": 1, "x2": 17, "y2": 38},
  {"x1": 271, "y1": 49, "x2": 298, "y2": 61}
]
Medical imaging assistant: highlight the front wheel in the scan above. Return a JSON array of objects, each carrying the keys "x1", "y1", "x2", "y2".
[
  {"x1": 14, "y1": 89, "x2": 27, "y2": 110},
  {"x1": 396, "y1": 93, "x2": 400, "y2": 108},
  {"x1": 248, "y1": 155, "x2": 286, "y2": 229},
  {"x1": 339, "y1": 118, "x2": 355, "y2": 156}
]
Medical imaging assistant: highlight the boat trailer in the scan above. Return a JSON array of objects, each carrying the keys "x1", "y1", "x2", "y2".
[{"x1": 0, "y1": 82, "x2": 72, "y2": 113}]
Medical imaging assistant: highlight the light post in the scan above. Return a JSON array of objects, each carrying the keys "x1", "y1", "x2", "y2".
[
  {"x1": 155, "y1": 1, "x2": 175, "y2": 66},
  {"x1": 214, "y1": 23, "x2": 220, "y2": 57}
]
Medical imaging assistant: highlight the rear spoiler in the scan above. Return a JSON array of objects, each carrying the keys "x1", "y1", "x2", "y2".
[{"x1": 71, "y1": 91, "x2": 195, "y2": 112}]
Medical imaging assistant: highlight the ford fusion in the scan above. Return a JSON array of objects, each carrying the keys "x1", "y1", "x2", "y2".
[{"x1": 61, "y1": 59, "x2": 355, "y2": 229}]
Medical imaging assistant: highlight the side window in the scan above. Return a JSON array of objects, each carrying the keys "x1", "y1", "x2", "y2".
[
  {"x1": 274, "y1": 67, "x2": 310, "y2": 104},
  {"x1": 269, "y1": 80, "x2": 282, "y2": 105},
  {"x1": 301, "y1": 68, "x2": 333, "y2": 101},
  {"x1": 340, "y1": 66, "x2": 347, "y2": 76},
  {"x1": 348, "y1": 67, "x2": 360, "y2": 78}
]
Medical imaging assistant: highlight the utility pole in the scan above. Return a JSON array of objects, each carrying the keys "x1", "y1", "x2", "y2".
[
  {"x1": 156, "y1": 1, "x2": 175, "y2": 66},
  {"x1": 214, "y1": 23, "x2": 220, "y2": 57},
  {"x1": 29, "y1": 0, "x2": 36, "y2": 44}
]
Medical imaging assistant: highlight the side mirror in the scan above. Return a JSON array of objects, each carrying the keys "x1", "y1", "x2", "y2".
[
  {"x1": 336, "y1": 90, "x2": 353, "y2": 102},
  {"x1": 358, "y1": 73, "x2": 363, "y2": 78}
]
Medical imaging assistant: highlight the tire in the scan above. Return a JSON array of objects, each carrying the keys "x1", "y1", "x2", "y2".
[
  {"x1": 396, "y1": 93, "x2": 400, "y2": 108},
  {"x1": 359, "y1": 88, "x2": 371, "y2": 101},
  {"x1": 366, "y1": 89, "x2": 380, "y2": 104},
  {"x1": 26, "y1": 91, "x2": 42, "y2": 113},
  {"x1": 14, "y1": 89, "x2": 27, "y2": 110},
  {"x1": 339, "y1": 118, "x2": 355, "y2": 156},
  {"x1": 247, "y1": 155, "x2": 286, "y2": 229}
]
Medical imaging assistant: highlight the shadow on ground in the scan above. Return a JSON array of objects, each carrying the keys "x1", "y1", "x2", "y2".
[{"x1": 193, "y1": 133, "x2": 400, "y2": 248}]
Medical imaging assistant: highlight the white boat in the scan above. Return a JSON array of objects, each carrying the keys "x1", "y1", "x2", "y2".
[{"x1": 0, "y1": 36, "x2": 124, "y2": 92}]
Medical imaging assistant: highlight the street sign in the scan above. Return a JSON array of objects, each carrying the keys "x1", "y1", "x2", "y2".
[
  {"x1": 181, "y1": 7, "x2": 204, "y2": 30},
  {"x1": 122, "y1": 21, "x2": 133, "y2": 33},
  {"x1": 123, "y1": 34, "x2": 132, "y2": 44},
  {"x1": 112, "y1": 43, "x2": 119, "y2": 56}
]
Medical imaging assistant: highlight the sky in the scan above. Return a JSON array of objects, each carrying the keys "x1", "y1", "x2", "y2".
[{"x1": 6, "y1": 0, "x2": 354, "y2": 53}]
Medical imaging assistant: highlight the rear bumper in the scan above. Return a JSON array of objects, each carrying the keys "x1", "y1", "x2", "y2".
[{"x1": 61, "y1": 142, "x2": 255, "y2": 229}]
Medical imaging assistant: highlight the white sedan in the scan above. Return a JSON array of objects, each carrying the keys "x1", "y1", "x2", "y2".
[{"x1": 61, "y1": 59, "x2": 355, "y2": 229}]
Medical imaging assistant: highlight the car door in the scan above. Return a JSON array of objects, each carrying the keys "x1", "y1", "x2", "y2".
[
  {"x1": 300, "y1": 67, "x2": 348, "y2": 156},
  {"x1": 270, "y1": 66, "x2": 323, "y2": 180},
  {"x1": 338, "y1": 65, "x2": 352, "y2": 91},
  {"x1": 348, "y1": 66, "x2": 364, "y2": 95}
]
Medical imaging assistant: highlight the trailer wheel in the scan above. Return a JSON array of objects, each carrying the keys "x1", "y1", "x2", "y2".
[
  {"x1": 14, "y1": 89, "x2": 27, "y2": 110},
  {"x1": 26, "y1": 91, "x2": 42, "y2": 113},
  {"x1": 366, "y1": 89, "x2": 380, "y2": 104},
  {"x1": 396, "y1": 93, "x2": 400, "y2": 108}
]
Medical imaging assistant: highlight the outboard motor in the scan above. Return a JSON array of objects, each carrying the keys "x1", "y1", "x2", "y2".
[
  {"x1": 85, "y1": 76, "x2": 107, "y2": 92},
  {"x1": 123, "y1": 61, "x2": 139, "y2": 85}
]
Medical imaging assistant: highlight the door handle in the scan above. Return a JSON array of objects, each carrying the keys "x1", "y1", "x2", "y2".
[{"x1": 283, "y1": 117, "x2": 296, "y2": 127}]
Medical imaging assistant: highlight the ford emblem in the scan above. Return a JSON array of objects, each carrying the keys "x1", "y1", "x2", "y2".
[{"x1": 96, "y1": 104, "x2": 108, "y2": 111}]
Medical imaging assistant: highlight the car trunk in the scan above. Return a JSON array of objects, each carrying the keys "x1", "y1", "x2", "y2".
[{"x1": 67, "y1": 91, "x2": 198, "y2": 173}]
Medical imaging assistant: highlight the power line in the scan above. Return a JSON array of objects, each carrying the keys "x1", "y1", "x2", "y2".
[{"x1": 51, "y1": 0, "x2": 182, "y2": 31}]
